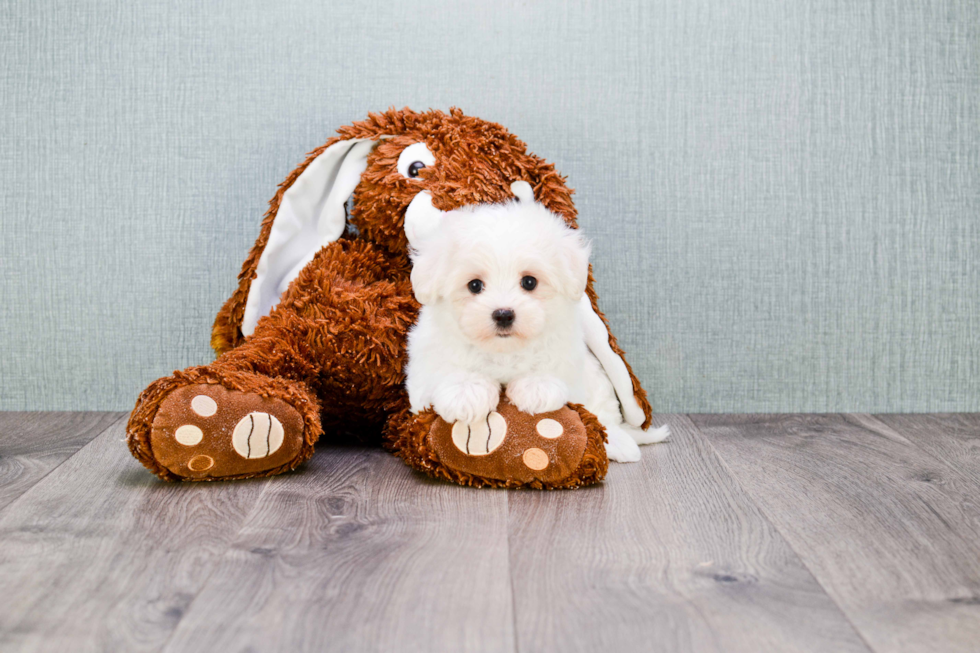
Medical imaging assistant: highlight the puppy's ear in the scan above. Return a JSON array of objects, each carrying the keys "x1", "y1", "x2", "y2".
[
  {"x1": 410, "y1": 237, "x2": 451, "y2": 305},
  {"x1": 556, "y1": 230, "x2": 592, "y2": 300}
]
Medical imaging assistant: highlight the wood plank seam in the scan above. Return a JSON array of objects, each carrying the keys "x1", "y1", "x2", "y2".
[
  {"x1": 506, "y1": 413, "x2": 872, "y2": 653},
  {"x1": 505, "y1": 491, "x2": 522, "y2": 653},
  {"x1": 0, "y1": 412, "x2": 128, "y2": 520},
  {"x1": 152, "y1": 481, "x2": 277, "y2": 653},
  {"x1": 0, "y1": 416, "x2": 278, "y2": 651},
  {"x1": 851, "y1": 413, "x2": 980, "y2": 571},
  {"x1": 683, "y1": 413, "x2": 880, "y2": 653},
  {"x1": 860, "y1": 414, "x2": 971, "y2": 479}
]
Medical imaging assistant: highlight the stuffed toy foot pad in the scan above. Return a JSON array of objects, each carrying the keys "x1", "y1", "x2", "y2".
[
  {"x1": 425, "y1": 401, "x2": 608, "y2": 488},
  {"x1": 148, "y1": 383, "x2": 309, "y2": 480}
]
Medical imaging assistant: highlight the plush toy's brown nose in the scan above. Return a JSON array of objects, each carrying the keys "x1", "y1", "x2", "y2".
[{"x1": 492, "y1": 308, "x2": 515, "y2": 328}]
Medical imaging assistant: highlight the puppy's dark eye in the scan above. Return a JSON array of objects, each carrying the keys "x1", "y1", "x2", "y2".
[
  {"x1": 520, "y1": 276, "x2": 537, "y2": 291},
  {"x1": 467, "y1": 279, "x2": 484, "y2": 294},
  {"x1": 407, "y1": 161, "x2": 426, "y2": 178}
]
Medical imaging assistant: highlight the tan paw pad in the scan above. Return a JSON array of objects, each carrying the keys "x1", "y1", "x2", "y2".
[
  {"x1": 451, "y1": 412, "x2": 507, "y2": 456},
  {"x1": 232, "y1": 412, "x2": 285, "y2": 459}
]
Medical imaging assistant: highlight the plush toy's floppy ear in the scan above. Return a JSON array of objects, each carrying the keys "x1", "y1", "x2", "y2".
[
  {"x1": 579, "y1": 296, "x2": 648, "y2": 427},
  {"x1": 241, "y1": 139, "x2": 378, "y2": 336}
]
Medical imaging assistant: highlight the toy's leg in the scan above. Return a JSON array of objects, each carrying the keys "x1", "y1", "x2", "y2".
[
  {"x1": 128, "y1": 365, "x2": 321, "y2": 481},
  {"x1": 128, "y1": 241, "x2": 416, "y2": 481},
  {"x1": 384, "y1": 398, "x2": 609, "y2": 489}
]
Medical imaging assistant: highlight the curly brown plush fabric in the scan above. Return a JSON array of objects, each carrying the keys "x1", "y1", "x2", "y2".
[{"x1": 127, "y1": 107, "x2": 651, "y2": 488}]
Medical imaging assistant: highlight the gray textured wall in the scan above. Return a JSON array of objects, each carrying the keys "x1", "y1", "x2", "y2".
[{"x1": 1, "y1": 0, "x2": 978, "y2": 412}]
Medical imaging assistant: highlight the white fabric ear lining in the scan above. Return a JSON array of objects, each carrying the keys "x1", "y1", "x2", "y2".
[
  {"x1": 241, "y1": 138, "x2": 378, "y2": 336},
  {"x1": 320, "y1": 140, "x2": 376, "y2": 242},
  {"x1": 579, "y1": 296, "x2": 646, "y2": 427}
]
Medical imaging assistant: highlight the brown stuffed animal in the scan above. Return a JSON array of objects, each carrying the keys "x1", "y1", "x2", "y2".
[{"x1": 127, "y1": 108, "x2": 653, "y2": 489}]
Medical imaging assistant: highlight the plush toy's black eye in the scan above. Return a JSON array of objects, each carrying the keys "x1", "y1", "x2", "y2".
[
  {"x1": 467, "y1": 279, "x2": 484, "y2": 294},
  {"x1": 398, "y1": 143, "x2": 434, "y2": 179},
  {"x1": 521, "y1": 276, "x2": 538, "y2": 291},
  {"x1": 407, "y1": 161, "x2": 426, "y2": 178}
]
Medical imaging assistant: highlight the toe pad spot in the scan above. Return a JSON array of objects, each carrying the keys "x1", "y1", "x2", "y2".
[
  {"x1": 522, "y1": 447, "x2": 549, "y2": 471},
  {"x1": 535, "y1": 418, "x2": 564, "y2": 439},
  {"x1": 188, "y1": 454, "x2": 214, "y2": 471},
  {"x1": 174, "y1": 424, "x2": 204, "y2": 446},
  {"x1": 190, "y1": 395, "x2": 218, "y2": 417}
]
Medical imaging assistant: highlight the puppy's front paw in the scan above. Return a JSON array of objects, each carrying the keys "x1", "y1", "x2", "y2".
[
  {"x1": 433, "y1": 376, "x2": 500, "y2": 425},
  {"x1": 506, "y1": 376, "x2": 569, "y2": 415}
]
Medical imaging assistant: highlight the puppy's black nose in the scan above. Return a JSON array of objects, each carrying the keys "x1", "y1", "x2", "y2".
[{"x1": 492, "y1": 308, "x2": 515, "y2": 328}]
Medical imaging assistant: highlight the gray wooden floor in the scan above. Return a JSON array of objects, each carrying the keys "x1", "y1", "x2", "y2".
[{"x1": 1, "y1": 413, "x2": 978, "y2": 653}]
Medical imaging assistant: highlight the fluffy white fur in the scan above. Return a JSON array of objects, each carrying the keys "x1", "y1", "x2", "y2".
[{"x1": 405, "y1": 198, "x2": 668, "y2": 463}]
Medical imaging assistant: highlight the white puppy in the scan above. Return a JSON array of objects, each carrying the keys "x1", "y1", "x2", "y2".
[{"x1": 405, "y1": 198, "x2": 668, "y2": 462}]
